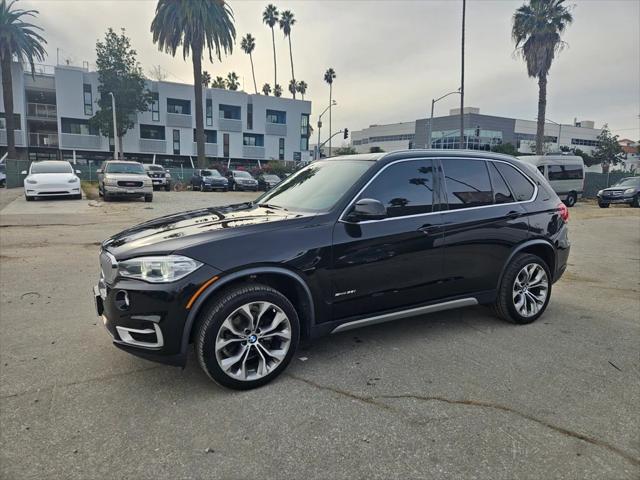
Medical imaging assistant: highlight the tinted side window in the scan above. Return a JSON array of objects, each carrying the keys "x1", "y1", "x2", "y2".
[
  {"x1": 360, "y1": 160, "x2": 434, "y2": 217},
  {"x1": 548, "y1": 164, "x2": 583, "y2": 180},
  {"x1": 442, "y1": 159, "x2": 493, "y2": 209},
  {"x1": 495, "y1": 163, "x2": 535, "y2": 201},
  {"x1": 488, "y1": 162, "x2": 514, "y2": 204}
]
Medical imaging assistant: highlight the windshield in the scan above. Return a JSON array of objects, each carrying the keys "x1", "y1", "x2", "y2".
[
  {"x1": 613, "y1": 177, "x2": 640, "y2": 187},
  {"x1": 256, "y1": 160, "x2": 373, "y2": 212},
  {"x1": 263, "y1": 175, "x2": 280, "y2": 182},
  {"x1": 202, "y1": 170, "x2": 221, "y2": 177},
  {"x1": 31, "y1": 162, "x2": 73, "y2": 174},
  {"x1": 234, "y1": 171, "x2": 252, "y2": 178},
  {"x1": 105, "y1": 162, "x2": 145, "y2": 174},
  {"x1": 146, "y1": 165, "x2": 164, "y2": 171}
]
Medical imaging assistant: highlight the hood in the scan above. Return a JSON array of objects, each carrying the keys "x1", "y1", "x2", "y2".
[
  {"x1": 28, "y1": 172, "x2": 78, "y2": 183},
  {"x1": 102, "y1": 202, "x2": 313, "y2": 259}
]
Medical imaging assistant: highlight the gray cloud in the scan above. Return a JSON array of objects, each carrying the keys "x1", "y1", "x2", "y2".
[{"x1": 23, "y1": 0, "x2": 640, "y2": 142}]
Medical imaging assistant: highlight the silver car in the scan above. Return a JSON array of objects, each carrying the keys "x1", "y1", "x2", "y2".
[{"x1": 98, "y1": 161, "x2": 153, "y2": 202}]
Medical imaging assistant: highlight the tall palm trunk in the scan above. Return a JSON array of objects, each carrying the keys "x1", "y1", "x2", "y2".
[
  {"x1": 192, "y1": 47, "x2": 206, "y2": 168},
  {"x1": 536, "y1": 74, "x2": 547, "y2": 155},
  {"x1": 328, "y1": 83, "x2": 333, "y2": 156},
  {"x1": 270, "y1": 26, "x2": 277, "y2": 87},
  {"x1": 1, "y1": 53, "x2": 17, "y2": 159},
  {"x1": 249, "y1": 52, "x2": 258, "y2": 94},
  {"x1": 288, "y1": 35, "x2": 295, "y2": 99}
]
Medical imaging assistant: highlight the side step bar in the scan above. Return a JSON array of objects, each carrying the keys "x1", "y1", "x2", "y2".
[{"x1": 331, "y1": 298, "x2": 478, "y2": 334}]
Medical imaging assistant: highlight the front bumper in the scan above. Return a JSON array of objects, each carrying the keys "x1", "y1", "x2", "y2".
[
  {"x1": 104, "y1": 185, "x2": 153, "y2": 197},
  {"x1": 25, "y1": 183, "x2": 81, "y2": 197},
  {"x1": 597, "y1": 194, "x2": 635, "y2": 205},
  {"x1": 236, "y1": 182, "x2": 258, "y2": 190},
  {"x1": 202, "y1": 182, "x2": 228, "y2": 190},
  {"x1": 94, "y1": 263, "x2": 220, "y2": 366}
]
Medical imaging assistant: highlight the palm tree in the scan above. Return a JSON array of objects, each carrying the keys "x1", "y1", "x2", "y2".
[
  {"x1": 0, "y1": 0, "x2": 46, "y2": 159},
  {"x1": 512, "y1": 0, "x2": 573, "y2": 155},
  {"x1": 202, "y1": 70, "x2": 211, "y2": 87},
  {"x1": 324, "y1": 68, "x2": 336, "y2": 154},
  {"x1": 296, "y1": 80, "x2": 307, "y2": 100},
  {"x1": 226, "y1": 71, "x2": 239, "y2": 90},
  {"x1": 240, "y1": 33, "x2": 257, "y2": 94},
  {"x1": 151, "y1": 0, "x2": 235, "y2": 168},
  {"x1": 273, "y1": 84, "x2": 282, "y2": 97},
  {"x1": 279, "y1": 10, "x2": 296, "y2": 98},
  {"x1": 262, "y1": 83, "x2": 271, "y2": 96},
  {"x1": 212, "y1": 76, "x2": 226, "y2": 89},
  {"x1": 288, "y1": 79, "x2": 297, "y2": 97},
  {"x1": 262, "y1": 4, "x2": 278, "y2": 88}
]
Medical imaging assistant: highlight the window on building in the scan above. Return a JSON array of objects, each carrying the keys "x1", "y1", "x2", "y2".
[
  {"x1": 194, "y1": 129, "x2": 217, "y2": 144},
  {"x1": 548, "y1": 164, "x2": 584, "y2": 180},
  {"x1": 219, "y1": 104, "x2": 241, "y2": 120},
  {"x1": 571, "y1": 138, "x2": 599, "y2": 147},
  {"x1": 61, "y1": 117, "x2": 98, "y2": 135},
  {"x1": 150, "y1": 92, "x2": 160, "y2": 121},
  {"x1": 441, "y1": 159, "x2": 493, "y2": 209},
  {"x1": 83, "y1": 84, "x2": 93, "y2": 116},
  {"x1": 167, "y1": 98, "x2": 191, "y2": 115},
  {"x1": 247, "y1": 103, "x2": 253, "y2": 130},
  {"x1": 488, "y1": 162, "x2": 515, "y2": 204},
  {"x1": 267, "y1": 109, "x2": 286, "y2": 124},
  {"x1": 223, "y1": 133, "x2": 230, "y2": 157},
  {"x1": 359, "y1": 159, "x2": 434, "y2": 218},
  {"x1": 300, "y1": 114, "x2": 309, "y2": 136},
  {"x1": 279, "y1": 138, "x2": 285, "y2": 160},
  {"x1": 0, "y1": 113, "x2": 21, "y2": 130},
  {"x1": 300, "y1": 136, "x2": 309, "y2": 151},
  {"x1": 140, "y1": 124, "x2": 165, "y2": 140},
  {"x1": 206, "y1": 99, "x2": 213, "y2": 126},
  {"x1": 494, "y1": 162, "x2": 535, "y2": 201},
  {"x1": 243, "y1": 133, "x2": 264, "y2": 147},
  {"x1": 173, "y1": 129, "x2": 180, "y2": 155}
]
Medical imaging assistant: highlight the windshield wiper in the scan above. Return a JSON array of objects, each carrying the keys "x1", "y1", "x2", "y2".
[{"x1": 258, "y1": 203, "x2": 287, "y2": 211}]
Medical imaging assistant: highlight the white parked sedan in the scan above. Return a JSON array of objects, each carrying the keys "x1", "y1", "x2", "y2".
[{"x1": 22, "y1": 161, "x2": 82, "y2": 201}]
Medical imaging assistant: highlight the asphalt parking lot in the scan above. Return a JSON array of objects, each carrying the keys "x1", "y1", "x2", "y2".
[{"x1": 1, "y1": 189, "x2": 639, "y2": 479}]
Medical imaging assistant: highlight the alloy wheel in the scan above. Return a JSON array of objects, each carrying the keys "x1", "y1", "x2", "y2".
[
  {"x1": 214, "y1": 301, "x2": 292, "y2": 381},
  {"x1": 512, "y1": 263, "x2": 549, "y2": 317}
]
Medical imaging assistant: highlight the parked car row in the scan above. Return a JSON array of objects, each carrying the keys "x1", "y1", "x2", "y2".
[{"x1": 190, "y1": 169, "x2": 282, "y2": 192}]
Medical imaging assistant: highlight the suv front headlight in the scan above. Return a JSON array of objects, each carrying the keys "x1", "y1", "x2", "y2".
[
  {"x1": 624, "y1": 188, "x2": 635, "y2": 194},
  {"x1": 104, "y1": 176, "x2": 117, "y2": 186},
  {"x1": 118, "y1": 255, "x2": 203, "y2": 283}
]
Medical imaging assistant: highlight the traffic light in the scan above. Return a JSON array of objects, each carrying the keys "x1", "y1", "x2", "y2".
[
  {"x1": 343, "y1": 128, "x2": 349, "y2": 140},
  {"x1": 475, "y1": 126, "x2": 480, "y2": 137}
]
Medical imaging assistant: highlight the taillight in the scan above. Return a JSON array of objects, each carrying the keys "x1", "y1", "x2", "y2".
[{"x1": 557, "y1": 202, "x2": 569, "y2": 223}]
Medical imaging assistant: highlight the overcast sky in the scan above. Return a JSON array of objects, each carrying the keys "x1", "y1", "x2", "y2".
[{"x1": 23, "y1": 0, "x2": 640, "y2": 143}]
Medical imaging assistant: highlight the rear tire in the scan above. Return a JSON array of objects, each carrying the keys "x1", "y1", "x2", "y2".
[
  {"x1": 196, "y1": 284, "x2": 300, "y2": 390},
  {"x1": 494, "y1": 253, "x2": 551, "y2": 325},
  {"x1": 564, "y1": 192, "x2": 577, "y2": 207},
  {"x1": 598, "y1": 201, "x2": 609, "y2": 208}
]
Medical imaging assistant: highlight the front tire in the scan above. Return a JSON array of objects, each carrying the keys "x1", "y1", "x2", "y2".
[
  {"x1": 196, "y1": 284, "x2": 300, "y2": 390},
  {"x1": 25, "y1": 195, "x2": 34, "y2": 202},
  {"x1": 165, "y1": 184, "x2": 171, "y2": 192},
  {"x1": 598, "y1": 201, "x2": 609, "y2": 208},
  {"x1": 144, "y1": 194, "x2": 153, "y2": 203},
  {"x1": 494, "y1": 253, "x2": 551, "y2": 324},
  {"x1": 632, "y1": 195, "x2": 639, "y2": 208},
  {"x1": 564, "y1": 192, "x2": 577, "y2": 207}
]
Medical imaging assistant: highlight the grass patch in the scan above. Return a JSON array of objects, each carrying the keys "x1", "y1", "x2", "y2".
[{"x1": 81, "y1": 180, "x2": 99, "y2": 200}]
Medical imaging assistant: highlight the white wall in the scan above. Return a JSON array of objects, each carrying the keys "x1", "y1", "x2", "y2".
[
  {"x1": 351, "y1": 121, "x2": 415, "y2": 154},
  {"x1": 514, "y1": 119, "x2": 601, "y2": 154}
]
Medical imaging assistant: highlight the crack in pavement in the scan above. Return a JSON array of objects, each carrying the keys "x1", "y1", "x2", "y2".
[{"x1": 288, "y1": 374, "x2": 640, "y2": 468}]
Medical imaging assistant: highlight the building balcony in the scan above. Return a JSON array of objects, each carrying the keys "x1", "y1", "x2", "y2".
[
  {"x1": 166, "y1": 112, "x2": 192, "y2": 128},
  {"x1": 265, "y1": 122, "x2": 287, "y2": 136},
  {"x1": 27, "y1": 102, "x2": 57, "y2": 120},
  {"x1": 29, "y1": 132, "x2": 59, "y2": 148},
  {"x1": 243, "y1": 145, "x2": 265, "y2": 159},
  {"x1": 218, "y1": 118, "x2": 242, "y2": 132},
  {"x1": 0, "y1": 129, "x2": 25, "y2": 146},
  {"x1": 59, "y1": 133, "x2": 102, "y2": 150},
  {"x1": 139, "y1": 138, "x2": 167, "y2": 153},
  {"x1": 192, "y1": 142, "x2": 218, "y2": 157}
]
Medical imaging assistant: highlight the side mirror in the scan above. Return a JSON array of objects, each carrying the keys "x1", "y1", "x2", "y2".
[
  {"x1": 20, "y1": 170, "x2": 27, "y2": 175},
  {"x1": 96, "y1": 169, "x2": 102, "y2": 174},
  {"x1": 347, "y1": 198, "x2": 386, "y2": 221},
  {"x1": 75, "y1": 169, "x2": 81, "y2": 174}
]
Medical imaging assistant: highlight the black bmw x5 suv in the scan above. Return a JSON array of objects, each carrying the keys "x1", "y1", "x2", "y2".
[{"x1": 94, "y1": 150, "x2": 570, "y2": 389}]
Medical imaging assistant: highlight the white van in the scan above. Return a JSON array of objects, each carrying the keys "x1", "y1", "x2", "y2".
[{"x1": 517, "y1": 155, "x2": 585, "y2": 207}]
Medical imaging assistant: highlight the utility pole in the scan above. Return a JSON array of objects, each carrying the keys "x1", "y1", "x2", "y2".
[
  {"x1": 460, "y1": 0, "x2": 466, "y2": 149},
  {"x1": 109, "y1": 92, "x2": 119, "y2": 160}
]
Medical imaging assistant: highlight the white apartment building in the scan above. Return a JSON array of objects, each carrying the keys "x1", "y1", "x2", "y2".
[
  {"x1": 0, "y1": 63, "x2": 312, "y2": 166},
  {"x1": 351, "y1": 121, "x2": 415, "y2": 154}
]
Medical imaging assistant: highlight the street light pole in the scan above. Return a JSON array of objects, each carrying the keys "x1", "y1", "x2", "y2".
[
  {"x1": 460, "y1": 0, "x2": 466, "y2": 149},
  {"x1": 428, "y1": 89, "x2": 461, "y2": 149},
  {"x1": 109, "y1": 92, "x2": 119, "y2": 160},
  {"x1": 316, "y1": 100, "x2": 336, "y2": 159}
]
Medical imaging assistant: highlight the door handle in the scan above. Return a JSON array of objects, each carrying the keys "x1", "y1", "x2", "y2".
[
  {"x1": 418, "y1": 224, "x2": 442, "y2": 235},
  {"x1": 506, "y1": 210, "x2": 521, "y2": 219}
]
